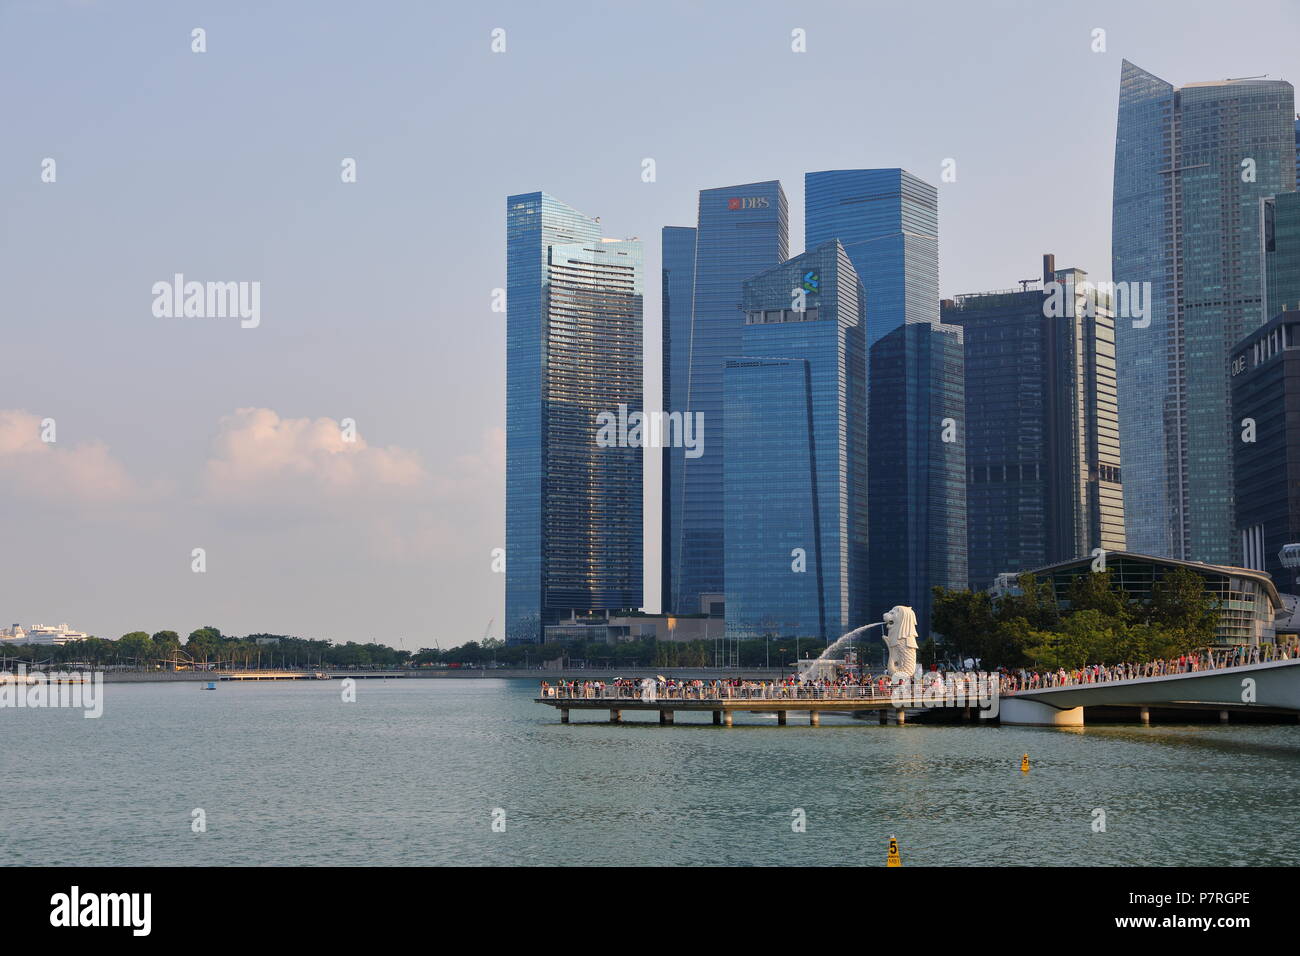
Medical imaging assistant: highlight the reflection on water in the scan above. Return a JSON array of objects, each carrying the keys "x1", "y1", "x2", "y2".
[{"x1": 2, "y1": 678, "x2": 1297, "y2": 866}]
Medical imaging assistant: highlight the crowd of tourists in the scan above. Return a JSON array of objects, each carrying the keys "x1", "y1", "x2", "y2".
[
  {"x1": 540, "y1": 641, "x2": 1297, "y2": 701},
  {"x1": 997, "y1": 643, "x2": 1293, "y2": 693}
]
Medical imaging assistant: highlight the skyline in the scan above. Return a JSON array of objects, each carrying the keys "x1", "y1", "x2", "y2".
[{"x1": 5, "y1": 1, "x2": 1300, "y2": 646}]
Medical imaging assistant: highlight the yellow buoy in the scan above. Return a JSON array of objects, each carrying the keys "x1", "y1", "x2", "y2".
[
  {"x1": 887, "y1": 836, "x2": 902, "y2": 867},
  {"x1": 1020, "y1": 753, "x2": 1030, "y2": 773}
]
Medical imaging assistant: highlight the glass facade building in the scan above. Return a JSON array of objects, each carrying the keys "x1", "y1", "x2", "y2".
[
  {"x1": 660, "y1": 225, "x2": 696, "y2": 614},
  {"x1": 1264, "y1": 191, "x2": 1300, "y2": 319},
  {"x1": 943, "y1": 256, "x2": 1125, "y2": 591},
  {"x1": 666, "y1": 182, "x2": 788, "y2": 615},
  {"x1": 867, "y1": 322, "x2": 966, "y2": 633},
  {"x1": 723, "y1": 241, "x2": 868, "y2": 641},
  {"x1": 1031, "y1": 552, "x2": 1281, "y2": 647},
  {"x1": 1232, "y1": 312, "x2": 1300, "y2": 593},
  {"x1": 505, "y1": 192, "x2": 643, "y2": 644},
  {"x1": 806, "y1": 168, "x2": 963, "y2": 634},
  {"x1": 805, "y1": 168, "x2": 939, "y2": 348},
  {"x1": 1112, "y1": 60, "x2": 1296, "y2": 564}
]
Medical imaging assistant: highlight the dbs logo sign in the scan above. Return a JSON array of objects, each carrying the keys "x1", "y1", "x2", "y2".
[{"x1": 727, "y1": 197, "x2": 770, "y2": 210}]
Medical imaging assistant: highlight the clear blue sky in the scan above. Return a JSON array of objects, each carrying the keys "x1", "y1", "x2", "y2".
[{"x1": 2, "y1": 0, "x2": 1297, "y2": 647}]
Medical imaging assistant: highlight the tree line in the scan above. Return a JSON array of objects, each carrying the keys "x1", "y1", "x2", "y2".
[{"x1": 930, "y1": 568, "x2": 1219, "y2": 671}]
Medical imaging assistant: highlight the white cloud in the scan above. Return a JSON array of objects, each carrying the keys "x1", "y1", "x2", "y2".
[{"x1": 0, "y1": 409, "x2": 138, "y2": 504}]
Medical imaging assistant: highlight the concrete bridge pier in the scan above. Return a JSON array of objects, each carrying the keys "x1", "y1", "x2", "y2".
[
  {"x1": 1140, "y1": 707, "x2": 1150, "y2": 725},
  {"x1": 1219, "y1": 710, "x2": 1230, "y2": 724},
  {"x1": 609, "y1": 709, "x2": 622, "y2": 723},
  {"x1": 560, "y1": 709, "x2": 569, "y2": 724},
  {"x1": 723, "y1": 711, "x2": 733, "y2": 727},
  {"x1": 893, "y1": 709, "x2": 906, "y2": 725},
  {"x1": 712, "y1": 710, "x2": 722, "y2": 725},
  {"x1": 809, "y1": 711, "x2": 820, "y2": 726},
  {"x1": 878, "y1": 710, "x2": 887, "y2": 725},
  {"x1": 999, "y1": 697, "x2": 1084, "y2": 727},
  {"x1": 777, "y1": 711, "x2": 787, "y2": 725},
  {"x1": 659, "y1": 710, "x2": 674, "y2": 725}
]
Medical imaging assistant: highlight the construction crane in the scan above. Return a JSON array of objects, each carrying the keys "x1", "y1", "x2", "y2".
[{"x1": 482, "y1": 618, "x2": 494, "y2": 643}]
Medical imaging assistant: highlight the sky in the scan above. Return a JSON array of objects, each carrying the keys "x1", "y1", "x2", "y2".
[{"x1": 2, "y1": 0, "x2": 1298, "y2": 649}]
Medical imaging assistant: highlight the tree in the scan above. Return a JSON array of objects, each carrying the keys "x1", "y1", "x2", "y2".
[
  {"x1": 1146, "y1": 568, "x2": 1218, "y2": 649},
  {"x1": 116, "y1": 631, "x2": 155, "y2": 664},
  {"x1": 1065, "y1": 570, "x2": 1134, "y2": 623}
]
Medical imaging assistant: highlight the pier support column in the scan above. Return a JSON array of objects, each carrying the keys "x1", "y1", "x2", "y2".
[
  {"x1": 809, "y1": 711, "x2": 820, "y2": 726},
  {"x1": 723, "y1": 711, "x2": 733, "y2": 727},
  {"x1": 713, "y1": 710, "x2": 722, "y2": 725},
  {"x1": 777, "y1": 711, "x2": 787, "y2": 725},
  {"x1": 560, "y1": 709, "x2": 569, "y2": 724},
  {"x1": 878, "y1": 709, "x2": 887, "y2": 725},
  {"x1": 609, "y1": 709, "x2": 622, "y2": 723},
  {"x1": 998, "y1": 698, "x2": 1083, "y2": 727},
  {"x1": 893, "y1": 709, "x2": 906, "y2": 725},
  {"x1": 963, "y1": 706, "x2": 972, "y2": 721},
  {"x1": 1139, "y1": 707, "x2": 1150, "y2": 725},
  {"x1": 660, "y1": 710, "x2": 674, "y2": 725},
  {"x1": 1219, "y1": 710, "x2": 1230, "y2": 724}
]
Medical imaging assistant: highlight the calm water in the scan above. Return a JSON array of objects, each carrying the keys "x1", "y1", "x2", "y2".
[{"x1": 3, "y1": 678, "x2": 1298, "y2": 866}]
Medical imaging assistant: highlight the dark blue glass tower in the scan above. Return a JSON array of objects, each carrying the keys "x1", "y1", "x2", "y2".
[
  {"x1": 505, "y1": 192, "x2": 643, "y2": 643},
  {"x1": 724, "y1": 241, "x2": 868, "y2": 641},
  {"x1": 805, "y1": 169, "x2": 963, "y2": 635},
  {"x1": 660, "y1": 225, "x2": 696, "y2": 614},
  {"x1": 668, "y1": 182, "x2": 788, "y2": 615}
]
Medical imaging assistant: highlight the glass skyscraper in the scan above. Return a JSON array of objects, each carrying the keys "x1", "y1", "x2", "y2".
[
  {"x1": 806, "y1": 168, "x2": 963, "y2": 634},
  {"x1": 723, "y1": 241, "x2": 868, "y2": 641},
  {"x1": 660, "y1": 225, "x2": 696, "y2": 614},
  {"x1": 665, "y1": 181, "x2": 788, "y2": 615},
  {"x1": 805, "y1": 168, "x2": 939, "y2": 347},
  {"x1": 1112, "y1": 61, "x2": 1295, "y2": 564},
  {"x1": 1265, "y1": 191, "x2": 1300, "y2": 319},
  {"x1": 944, "y1": 255, "x2": 1125, "y2": 591},
  {"x1": 505, "y1": 192, "x2": 643, "y2": 644},
  {"x1": 867, "y1": 322, "x2": 966, "y2": 633}
]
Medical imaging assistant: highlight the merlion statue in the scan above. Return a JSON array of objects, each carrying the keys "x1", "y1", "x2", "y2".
[{"x1": 881, "y1": 606, "x2": 919, "y2": 681}]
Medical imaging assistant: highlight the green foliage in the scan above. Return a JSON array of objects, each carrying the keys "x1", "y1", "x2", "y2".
[{"x1": 931, "y1": 567, "x2": 1221, "y2": 669}]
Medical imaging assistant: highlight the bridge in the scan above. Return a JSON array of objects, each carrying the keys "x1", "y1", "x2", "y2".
[{"x1": 1000, "y1": 657, "x2": 1300, "y2": 725}]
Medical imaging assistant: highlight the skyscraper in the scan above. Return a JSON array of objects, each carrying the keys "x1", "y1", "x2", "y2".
[
  {"x1": 666, "y1": 182, "x2": 788, "y2": 615},
  {"x1": 867, "y1": 321, "x2": 966, "y2": 633},
  {"x1": 1265, "y1": 191, "x2": 1300, "y2": 319},
  {"x1": 805, "y1": 168, "x2": 939, "y2": 347},
  {"x1": 724, "y1": 241, "x2": 868, "y2": 641},
  {"x1": 943, "y1": 255, "x2": 1125, "y2": 591},
  {"x1": 505, "y1": 192, "x2": 643, "y2": 644},
  {"x1": 1231, "y1": 311, "x2": 1300, "y2": 591},
  {"x1": 806, "y1": 169, "x2": 963, "y2": 633},
  {"x1": 1112, "y1": 61, "x2": 1295, "y2": 564},
  {"x1": 660, "y1": 225, "x2": 696, "y2": 615}
]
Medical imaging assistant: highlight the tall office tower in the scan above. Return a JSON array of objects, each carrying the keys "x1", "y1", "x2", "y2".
[
  {"x1": 1232, "y1": 312, "x2": 1300, "y2": 591},
  {"x1": 723, "y1": 241, "x2": 868, "y2": 641},
  {"x1": 805, "y1": 168, "x2": 939, "y2": 347},
  {"x1": 1265, "y1": 191, "x2": 1300, "y2": 318},
  {"x1": 1112, "y1": 61, "x2": 1295, "y2": 564},
  {"x1": 666, "y1": 181, "x2": 788, "y2": 615},
  {"x1": 660, "y1": 225, "x2": 696, "y2": 614},
  {"x1": 505, "y1": 192, "x2": 643, "y2": 644},
  {"x1": 943, "y1": 255, "x2": 1126, "y2": 591},
  {"x1": 806, "y1": 168, "x2": 962, "y2": 634},
  {"x1": 867, "y1": 322, "x2": 966, "y2": 634}
]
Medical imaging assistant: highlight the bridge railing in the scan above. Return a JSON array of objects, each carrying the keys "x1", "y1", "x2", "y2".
[
  {"x1": 999, "y1": 645, "x2": 1296, "y2": 695},
  {"x1": 539, "y1": 684, "x2": 901, "y2": 703}
]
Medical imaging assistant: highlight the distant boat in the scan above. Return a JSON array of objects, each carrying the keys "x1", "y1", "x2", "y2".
[{"x1": 203, "y1": 681, "x2": 217, "y2": 690}]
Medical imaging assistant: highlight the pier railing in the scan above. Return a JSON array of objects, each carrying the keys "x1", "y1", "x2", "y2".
[{"x1": 540, "y1": 684, "x2": 896, "y2": 702}]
